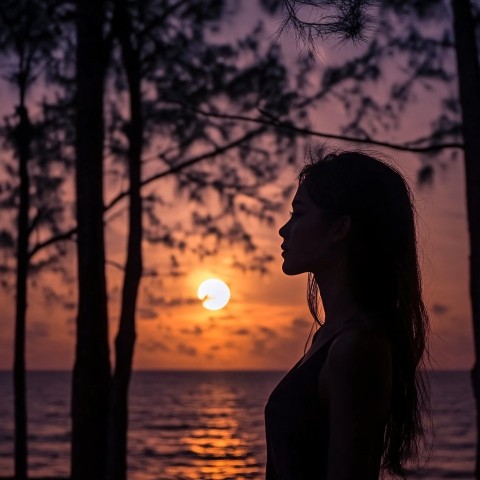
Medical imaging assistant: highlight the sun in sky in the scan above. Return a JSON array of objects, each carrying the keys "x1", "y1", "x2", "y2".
[{"x1": 197, "y1": 278, "x2": 231, "y2": 310}]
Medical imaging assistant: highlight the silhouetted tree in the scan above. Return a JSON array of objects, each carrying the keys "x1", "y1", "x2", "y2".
[
  {"x1": 0, "y1": 1, "x2": 307, "y2": 478},
  {"x1": 71, "y1": 0, "x2": 111, "y2": 478},
  {"x1": 104, "y1": 1, "x2": 305, "y2": 478},
  {"x1": 0, "y1": 1, "x2": 72, "y2": 478},
  {"x1": 451, "y1": 3, "x2": 480, "y2": 476},
  {"x1": 105, "y1": 1, "x2": 143, "y2": 478}
]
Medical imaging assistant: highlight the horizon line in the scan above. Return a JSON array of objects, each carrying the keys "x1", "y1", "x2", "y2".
[{"x1": 0, "y1": 368, "x2": 469, "y2": 373}]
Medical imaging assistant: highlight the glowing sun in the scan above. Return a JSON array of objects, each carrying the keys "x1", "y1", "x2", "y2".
[{"x1": 197, "y1": 278, "x2": 231, "y2": 311}]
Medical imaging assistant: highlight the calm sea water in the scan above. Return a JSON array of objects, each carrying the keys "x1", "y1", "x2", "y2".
[{"x1": 0, "y1": 370, "x2": 475, "y2": 479}]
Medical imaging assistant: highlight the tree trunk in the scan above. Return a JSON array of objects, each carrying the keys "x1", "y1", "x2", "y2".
[
  {"x1": 13, "y1": 104, "x2": 31, "y2": 480},
  {"x1": 451, "y1": 1, "x2": 480, "y2": 478},
  {"x1": 106, "y1": 2, "x2": 143, "y2": 479},
  {"x1": 71, "y1": 1, "x2": 111, "y2": 479}
]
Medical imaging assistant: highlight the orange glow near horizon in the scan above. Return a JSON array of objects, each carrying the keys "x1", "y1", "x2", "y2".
[{"x1": 0, "y1": 150, "x2": 475, "y2": 372}]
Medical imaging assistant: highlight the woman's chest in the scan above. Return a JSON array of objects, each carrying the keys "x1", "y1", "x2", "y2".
[{"x1": 267, "y1": 354, "x2": 330, "y2": 422}]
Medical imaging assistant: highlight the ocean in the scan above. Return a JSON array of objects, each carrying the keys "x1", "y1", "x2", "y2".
[{"x1": 0, "y1": 370, "x2": 475, "y2": 479}]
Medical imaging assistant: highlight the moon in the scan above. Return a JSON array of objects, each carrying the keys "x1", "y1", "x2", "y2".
[{"x1": 197, "y1": 278, "x2": 230, "y2": 311}]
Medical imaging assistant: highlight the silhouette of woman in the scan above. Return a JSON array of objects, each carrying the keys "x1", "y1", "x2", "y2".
[{"x1": 264, "y1": 150, "x2": 432, "y2": 479}]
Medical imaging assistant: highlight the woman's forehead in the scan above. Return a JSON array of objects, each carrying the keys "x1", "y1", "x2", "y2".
[
  {"x1": 292, "y1": 183, "x2": 328, "y2": 219},
  {"x1": 292, "y1": 183, "x2": 311, "y2": 205}
]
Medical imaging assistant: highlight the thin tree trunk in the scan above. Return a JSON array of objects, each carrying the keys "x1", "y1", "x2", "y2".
[
  {"x1": 71, "y1": 0, "x2": 110, "y2": 479},
  {"x1": 451, "y1": 1, "x2": 480, "y2": 478},
  {"x1": 13, "y1": 103, "x2": 31, "y2": 480},
  {"x1": 106, "y1": 2, "x2": 143, "y2": 479}
]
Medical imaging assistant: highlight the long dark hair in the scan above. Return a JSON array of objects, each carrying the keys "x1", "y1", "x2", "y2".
[{"x1": 298, "y1": 148, "x2": 433, "y2": 478}]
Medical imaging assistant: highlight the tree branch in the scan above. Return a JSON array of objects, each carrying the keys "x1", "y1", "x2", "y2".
[
  {"x1": 28, "y1": 126, "x2": 266, "y2": 260},
  {"x1": 174, "y1": 102, "x2": 465, "y2": 153},
  {"x1": 106, "y1": 259, "x2": 124, "y2": 271},
  {"x1": 279, "y1": 0, "x2": 374, "y2": 43},
  {"x1": 27, "y1": 208, "x2": 43, "y2": 236}
]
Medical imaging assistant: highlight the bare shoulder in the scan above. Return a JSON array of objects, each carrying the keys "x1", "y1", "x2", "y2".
[
  {"x1": 326, "y1": 327, "x2": 392, "y2": 385},
  {"x1": 330, "y1": 327, "x2": 391, "y2": 358}
]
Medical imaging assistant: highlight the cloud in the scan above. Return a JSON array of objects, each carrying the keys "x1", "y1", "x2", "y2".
[
  {"x1": 65, "y1": 316, "x2": 76, "y2": 336},
  {"x1": 138, "y1": 308, "x2": 158, "y2": 320},
  {"x1": 140, "y1": 340, "x2": 171, "y2": 352},
  {"x1": 250, "y1": 338, "x2": 267, "y2": 356},
  {"x1": 258, "y1": 326, "x2": 277, "y2": 337},
  {"x1": 108, "y1": 286, "x2": 121, "y2": 302},
  {"x1": 232, "y1": 328, "x2": 250, "y2": 335},
  {"x1": 209, "y1": 314, "x2": 236, "y2": 321},
  {"x1": 244, "y1": 317, "x2": 314, "y2": 361},
  {"x1": 177, "y1": 343, "x2": 197, "y2": 356},
  {"x1": 42, "y1": 287, "x2": 77, "y2": 311},
  {"x1": 291, "y1": 317, "x2": 310, "y2": 329},
  {"x1": 180, "y1": 325, "x2": 203, "y2": 335},
  {"x1": 42, "y1": 286, "x2": 65, "y2": 305},
  {"x1": 156, "y1": 325, "x2": 174, "y2": 341},
  {"x1": 169, "y1": 270, "x2": 187, "y2": 277},
  {"x1": 145, "y1": 292, "x2": 198, "y2": 308},
  {"x1": 431, "y1": 303, "x2": 449, "y2": 315},
  {"x1": 207, "y1": 314, "x2": 236, "y2": 330},
  {"x1": 27, "y1": 322, "x2": 49, "y2": 340}
]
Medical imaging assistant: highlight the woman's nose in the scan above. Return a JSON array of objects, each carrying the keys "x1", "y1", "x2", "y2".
[{"x1": 278, "y1": 221, "x2": 288, "y2": 238}]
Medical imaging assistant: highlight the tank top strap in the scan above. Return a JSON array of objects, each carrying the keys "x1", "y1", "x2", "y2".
[{"x1": 293, "y1": 321, "x2": 365, "y2": 373}]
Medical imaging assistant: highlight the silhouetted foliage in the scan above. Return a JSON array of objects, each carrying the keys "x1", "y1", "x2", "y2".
[
  {"x1": 278, "y1": 0, "x2": 462, "y2": 183},
  {"x1": 1, "y1": 0, "x2": 312, "y2": 478},
  {"x1": 278, "y1": 0, "x2": 376, "y2": 44},
  {"x1": 0, "y1": 2, "x2": 73, "y2": 478},
  {"x1": 104, "y1": 2, "x2": 309, "y2": 476},
  {"x1": 104, "y1": 0, "x2": 308, "y2": 275}
]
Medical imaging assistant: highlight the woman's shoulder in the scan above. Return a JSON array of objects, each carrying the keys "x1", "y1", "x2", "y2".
[
  {"x1": 330, "y1": 326, "x2": 391, "y2": 357},
  {"x1": 316, "y1": 317, "x2": 392, "y2": 408},
  {"x1": 343, "y1": 312, "x2": 391, "y2": 342},
  {"x1": 327, "y1": 318, "x2": 392, "y2": 378}
]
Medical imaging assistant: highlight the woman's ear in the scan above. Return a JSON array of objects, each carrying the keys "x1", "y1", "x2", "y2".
[{"x1": 331, "y1": 215, "x2": 352, "y2": 242}]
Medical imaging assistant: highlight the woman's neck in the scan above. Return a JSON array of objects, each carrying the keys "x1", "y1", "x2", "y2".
[{"x1": 313, "y1": 265, "x2": 365, "y2": 330}]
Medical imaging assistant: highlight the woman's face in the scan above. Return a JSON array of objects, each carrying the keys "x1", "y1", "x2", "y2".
[{"x1": 278, "y1": 183, "x2": 350, "y2": 276}]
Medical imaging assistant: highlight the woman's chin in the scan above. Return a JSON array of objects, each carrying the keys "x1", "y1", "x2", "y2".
[{"x1": 281, "y1": 260, "x2": 303, "y2": 276}]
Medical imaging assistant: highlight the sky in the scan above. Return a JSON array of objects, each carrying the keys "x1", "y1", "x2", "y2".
[{"x1": 0, "y1": 1, "x2": 474, "y2": 371}]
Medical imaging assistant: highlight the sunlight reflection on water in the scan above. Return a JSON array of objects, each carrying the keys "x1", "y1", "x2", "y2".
[{"x1": 0, "y1": 370, "x2": 475, "y2": 479}]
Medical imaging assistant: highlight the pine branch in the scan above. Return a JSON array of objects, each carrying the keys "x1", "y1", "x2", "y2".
[
  {"x1": 28, "y1": 126, "x2": 266, "y2": 260},
  {"x1": 175, "y1": 102, "x2": 465, "y2": 153}
]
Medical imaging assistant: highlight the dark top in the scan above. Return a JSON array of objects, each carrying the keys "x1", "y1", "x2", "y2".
[{"x1": 264, "y1": 321, "x2": 364, "y2": 480}]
